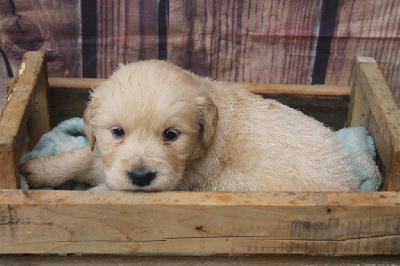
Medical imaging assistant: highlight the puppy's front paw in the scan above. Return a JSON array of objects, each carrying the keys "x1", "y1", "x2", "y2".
[{"x1": 20, "y1": 157, "x2": 56, "y2": 188}]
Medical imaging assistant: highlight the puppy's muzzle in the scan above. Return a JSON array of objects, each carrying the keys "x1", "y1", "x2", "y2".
[{"x1": 128, "y1": 168, "x2": 156, "y2": 187}]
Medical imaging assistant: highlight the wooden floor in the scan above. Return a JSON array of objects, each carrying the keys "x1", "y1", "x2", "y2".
[{"x1": 0, "y1": 255, "x2": 399, "y2": 265}]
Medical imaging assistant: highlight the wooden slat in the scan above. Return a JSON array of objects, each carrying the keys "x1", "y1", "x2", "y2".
[
  {"x1": 1, "y1": 255, "x2": 400, "y2": 265},
  {"x1": 0, "y1": 0, "x2": 82, "y2": 95},
  {"x1": 48, "y1": 77, "x2": 103, "y2": 89},
  {"x1": 27, "y1": 56, "x2": 51, "y2": 149},
  {"x1": 348, "y1": 56, "x2": 400, "y2": 191},
  {"x1": 97, "y1": 0, "x2": 160, "y2": 77},
  {"x1": 48, "y1": 86, "x2": 91, "y2": 128},
  {"x1": 232, "y1": 82, "x2": 350, "y2": 96},
  {"x1": 326, "y1": 0, "x2": 400, "y2": 102},
  {"x1": 7, "y1": 77, "x2": 350, "y2": 129},
  {"x1": 44, "y1": 77, "x2": 351, "y2": 96},
  {"x1": 0, "y1": 190, "x2": 399, "y2": 255},
  {"x1": 0, "y1": 52, "x2": 48, "y2": 189},
  {"x1": 168, "y1": 0, "x2": 321, "y2": 84},
  {"x1": 347, "y1": 58, "x2": 371, "y2": 128},
  {"x1": 43, "y1": 78, "x2": 350, "y2": 129}
]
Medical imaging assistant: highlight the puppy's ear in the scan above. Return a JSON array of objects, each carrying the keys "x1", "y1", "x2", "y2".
[
  {"x1": 199, "y1": 96, "x2": 218, "y2": 149},
  {"x1": 83, "y1": 96, "x2": 98, "y2": 150}
]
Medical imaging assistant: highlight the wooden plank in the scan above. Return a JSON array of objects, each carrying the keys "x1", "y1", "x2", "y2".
[
  {"x1": 0, "y1": 190, "x2": 399, "y2": 255},
  {"x1": 0, "y1": 51, "x2": 10, "y2": 111},
  {"x1": 42, "y1": 77, "x2": 351, "y2": 96},
  {"x1": 0, "y1": 0, "x2": 82, "y2": 78},
  {"x1": 233, "y1": 82, "x2": 350, "y2": 96},
  {"x1": 27, "y1": 54, "x2": 51, "y2": 148},
  {"x1": 7, "y1": 77, "x2": 351, "y2": 129},
  {"x1": 167, "y1": 0, "x2": 321, "y2": 84},
  {"x1": 41, "y1": 78, "x2": 350, "y2": 129},
  {"x1": 348, "y1": 56, "x2": 400, "y2": 191},
  {"x1": 1, "y1": 255, "x2": 400, "y2": 265},
  {"x1": 0, "y1": 52, "x2": 47, "y2": 189},
  {"x1": 266, "y1": 94, "x2": 349, "y2": 130},
  {"x1": 97, "y1": 0, "x2": 159, "y2": 78},
  {"x1": 347, "y1": 58, "x2": 371, "y2": 128},
  {"x1": 326, "y1": 0, "x2": 400, "y2": 102},
  {"x1": 48, "y1": 77, "x2": 102, "y2": 89},
  {"x1": 49, "y1": 87, "x2": 91, "y2": 128}
]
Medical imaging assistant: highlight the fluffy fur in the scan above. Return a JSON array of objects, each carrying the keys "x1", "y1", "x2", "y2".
[{"x1": 21, "y1": 60, "x2": 359, "y2": 192}]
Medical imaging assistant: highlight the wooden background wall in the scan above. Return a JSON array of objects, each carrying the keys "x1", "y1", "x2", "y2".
[{"x1": 1, "y1": 0, "x2": 399, "y2": 111}]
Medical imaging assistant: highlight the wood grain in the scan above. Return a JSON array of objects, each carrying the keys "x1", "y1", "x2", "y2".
[
  {"x1": 168, "y1": 0, "x2": 321, "y2": 84},
  {"x1": 327, "y1": 0, "x2": 400, "y2": 102},
  {"x1": 45, "y1": 77, "x2": 351, "y2": 96},
  {"x1": 348, "y1": 57, "x2": 400, "y2": 191},
  {"x1": 1, "y1": 255, "x2": 400, "y2": 265},
  {"x1": 0, "y1": 52, "x2": 9, "y2": 110},
  {"x1": 0, "y1": 189, "x2": 399, "y2": 255},
  {"x1": 96, "y1": 0, "x2": 160, "y2": 78},
  {"x1": 0, "y1": 0, "x2": 82, "y2": 76},
  {"x1": 27, "y1": 55, "x2": 51, "y2": 149},
  {"x1": 0, "y1": 52, "x2": 46, "y2": 189},
  {"x1": 40, "y1": 77, "x2": 350, "y2": 129},
  {"x1": 1, "y1": 0, "x2": 399, "y2": 110},
  {"x1": 0, "y1": 0, "x2": 82, "y2": 110},
  {"x1": 347, "y1": 58, "x2": 371, "y2": 128}
]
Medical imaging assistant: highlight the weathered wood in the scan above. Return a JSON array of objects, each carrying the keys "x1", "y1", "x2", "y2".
[
  {"x1": 327, "y1": 0, "x2": 400, "y2": 102},
  {"x1": 1, "y1": 52, "x2": 399, "y2": 257},
  {"x1": 0, "y1": 0, "x2": 82, "y2": 83},
  {"x1": 168, "y1": 0, "x2": 321, "y2": 84},
  {"x1": 0, "y1": 55, "x2": 9, "y2": 111},
  {"x1": 44, "y1": 77, "x2": 351, "y2": 95},
  {"x1": 48, "y1": 87, "x2": 90, "y2": 128},
  {"x1": 1, "y1": 0, "x2": 399, "y2": 110},
  {"x1": 8, "y1": 77, "x2": 352, "y2": 129},
  {"x1": 0, "y1": 190, "x2": 399, "y2": 255},
  {"x1": 347, "y1": 58, "x2": 371, "y2": 128},
  {"x1": 97, "y1": 0, "x2": 160, "y2": 77},
  {"x1": 266, "y1": 94, "x2": 349, "y2": 130},
  {"x1": 27, "y1": 55, "x2": 51, "y2": 149},
  {"x1": 48, "y1": 77, "x2": 102, "y2": 89},
  {"x1": 41, "y1": 78, "x2": 350, "y2": 129},
  {"x1": 1, "y1": 255, "x2": 400, "y2": 265},
  {"x1": 234, "y1": 82, "x2": 351, "y2": 96},
  {"x1": 0, "y1": 52, "x2": 47, "y2": 189},
  {"x1": 92, "y1": 0, "x2": 399, "y2": 101},
  {"x1": 348, "y1": 56, "x2": 400, "y2": 191}
]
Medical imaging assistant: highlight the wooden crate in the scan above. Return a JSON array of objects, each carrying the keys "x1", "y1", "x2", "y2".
[{"x1": 0, "y1": 51, "x2": 399, "y2": 256}]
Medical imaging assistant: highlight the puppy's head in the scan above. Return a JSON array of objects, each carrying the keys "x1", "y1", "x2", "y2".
[{"x1": 84, "y1": 60, "x2": 218, "y2": 191}]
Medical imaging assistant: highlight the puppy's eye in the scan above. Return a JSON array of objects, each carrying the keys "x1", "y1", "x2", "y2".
[
  {"x1": 163, "y1": 129, "x2": 179, "y2": 142},
  {"x1": 111, "y1": 127, "x2": 125, "y2": 138}
]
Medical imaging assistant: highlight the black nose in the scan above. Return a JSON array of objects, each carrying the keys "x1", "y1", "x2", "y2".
[{"x1": 128, "y1": 168, "x2": 156, "y2": 187}]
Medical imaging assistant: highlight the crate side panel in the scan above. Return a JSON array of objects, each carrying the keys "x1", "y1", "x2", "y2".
[
  {"x1": 355, "y1": 57, "x2": 400, "y2": 190},
  {"x1": 49, "y1": 87, "x2": 90, "y2": 128},
  {"x1": 46, "y1": 77, "x2": 350, "y2": 129},
  {"x1": 0, "y1": 190, "x2": 399, "y2": 255},
  {"x1": 0, "y1": 52, "x2": 46, "y2": 188},
  {"x1": 27, "y1": 56, "x2": 51, "y2": 148}
]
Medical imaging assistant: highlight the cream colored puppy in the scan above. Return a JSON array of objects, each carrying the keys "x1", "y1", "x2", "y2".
[{"x1": 21, "y1": 60, "x2": 359, "y2": 191}]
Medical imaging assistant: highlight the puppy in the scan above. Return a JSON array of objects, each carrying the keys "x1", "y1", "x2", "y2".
[{"x1": 21, "y1": 60, "x2": 359, "y2": 191}]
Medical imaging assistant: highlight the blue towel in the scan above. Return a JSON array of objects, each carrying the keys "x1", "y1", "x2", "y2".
[
  {"x1": 20, "y1": 117, "x2": 89, "y2": 190},
  {"x1": 335, "y1": 126, "x2": 382, "y2": 191}
]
